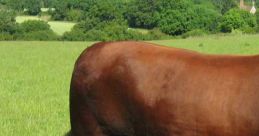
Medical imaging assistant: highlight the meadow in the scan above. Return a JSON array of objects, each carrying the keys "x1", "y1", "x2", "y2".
[{"x1": 1, "y1": 34, "x2": 259, "y2": 135}]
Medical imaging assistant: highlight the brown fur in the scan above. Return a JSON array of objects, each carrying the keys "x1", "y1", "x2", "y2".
[{"x1": 70, "y1": 41, "x2": 259, "y2": 136}]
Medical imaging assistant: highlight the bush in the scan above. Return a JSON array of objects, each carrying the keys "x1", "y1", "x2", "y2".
[
  {"x1": 66, "y1": 9, "x2": 83, "y2": 22},
  {"x1": 182, "y1": 29, "x2": 207, "y2": 38},
  {"x1": 125, "y1": 0, "x2": 159, "y2": 29},
  {"x1": 219, "y1": 8, "x2": 257, "y2": 32},
  {"x1": 62, "y1": 30, "x2": 87, "y2": 41},
  {"x1": 241, "y1": 26, "x2": 257, "y2": 34},
  {"x1": 62, "y1": 19, "x2": 167, "y2": 41},
  {"x1": 73, "y1": 18, "x2": 100, "y2": 33},
  {"x1": 159, "y1": 9, "x2": 192, "y2": 35},
  {"x1": 0, "y1": 33, "x2": 14, "y2": 40},
  {"x1": 148, "y1": 28, "x2": 171, "y2": 40},
  {"x1": 19, "y1": 20, "x2": 51, "y2": 32},
  {"x1": 0, "y1": 10, "x2": 17, "y2": 34},
  {"x1": 19, "y1": 30, "x2": 58, "y2": 41},
  {"x1": 191, "y1": 5, "x2": 221, "y2": 32},
  {"x1": 17, "y1": 20, "x2": 58, "y2": 40},
  {"x1": 24, "y1": 0, "x2": 41, "y2": 15}
]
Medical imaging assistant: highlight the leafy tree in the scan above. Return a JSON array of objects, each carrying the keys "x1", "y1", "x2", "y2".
[
  {"x1": 157, "y1": 0, "x2": 194, "y2": 35},
  {"x1": 219, "y1": 8, "x2": 257, "y2": 32},
  {"x1": 191, "y1": 5, "x2": 221, "y2": 31},
  {"x1": 66, "y1": 9, "x2": 83, "y2": 21},
  {"x1": 19, "y1": 20, "x2": 51, "y2": 32},
  {"x1": 24, "y1": 0, "x2": 41, "y2": 15},
  {"x1": 42, "y1": 0, "x2": 55, "y2": 8},
  {"x1": 17, "y1": 20, "x2": 58, "y2": 40},
  {"x1": 125, "y1": 0, "x2": 160, "y2": 29},
  {"x1": 211, "y1": 0, "x2": 237, "y2": 14},
  {"x1": 0, "y1": 10, "x2": 17, "y2": 34},
  {"x1": 6, "y1": 0, "x2": 25, "y2": 11}
]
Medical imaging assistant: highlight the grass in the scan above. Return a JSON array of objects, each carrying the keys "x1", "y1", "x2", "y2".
[
  {"x1": 1, "y1": 35, "x2": 259, "y2": 135},
  {"x1": 15, "y1": 16, "x2": 76, "y2": 35},
  {"x1": 16, "y1": 16, "x2": 41, "y2": 23},
  {"x1": 152, "y1": 34, "x2": 259, "y2": 55},
  {"x1": 48, "y1": 21, "x2": 76, "y2": 35}
]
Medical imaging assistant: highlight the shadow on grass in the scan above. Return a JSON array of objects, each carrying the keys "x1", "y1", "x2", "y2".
[{"x1": 64, "y1": 131, "x2": 71, "y2": 136}]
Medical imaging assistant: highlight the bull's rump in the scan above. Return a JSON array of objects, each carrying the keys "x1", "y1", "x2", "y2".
[{"x1": 70, "y1": 41, "x2": 259, "y2": 136}]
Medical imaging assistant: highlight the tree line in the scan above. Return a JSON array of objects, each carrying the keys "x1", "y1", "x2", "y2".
[{"x1": 0, "y1": 0, "x2": 259, "y2": 41}]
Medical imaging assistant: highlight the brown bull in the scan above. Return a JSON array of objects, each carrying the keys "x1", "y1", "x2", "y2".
[{"x1": 69, "y1": 41, "x2": 259, "y2": 136}]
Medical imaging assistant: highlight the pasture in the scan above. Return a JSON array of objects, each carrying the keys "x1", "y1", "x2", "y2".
[{"x1": 1, "y1": 34, "x2": 259, "y2": 135}]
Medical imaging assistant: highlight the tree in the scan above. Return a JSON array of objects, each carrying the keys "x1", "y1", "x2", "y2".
[
  {"x1": 25, "y1": 0, "x2": 42, "y2": 15},
  {"x1": 0, "y1": 10, "x2": 17, "y2": 34},
  {"x1": 6, "y1": 0, "x2": 25, "y2": 11},
  {"x1": 190, "y1": 5, "x2": 221, "y2": 31},
  {"x1": 211, "y1": 0, "x2": 237, "y2": 14},
  {"x1": 125, "y1": 0, "x2": 159, "y2": 29},
  {"x1": 219, "y1": 8, "x2": 257, "y2": 32},
  {"x1": 157, "y1": 0, "x2": 195, "y2": 35}
]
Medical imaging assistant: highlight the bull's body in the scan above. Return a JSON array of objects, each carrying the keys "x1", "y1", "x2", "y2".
[{"x1": 70, "y1": 41, "x2": 259, "y2": 136}]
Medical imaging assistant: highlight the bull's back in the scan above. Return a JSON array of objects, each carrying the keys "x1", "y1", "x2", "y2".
[{"x1": 70, "y1": 41, "x2": 259, "y2": 136}]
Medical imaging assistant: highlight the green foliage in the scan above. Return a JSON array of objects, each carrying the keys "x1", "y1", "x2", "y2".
[
  {"x1": 182, "y1": 29, "x2": 207, "y2": 38},
  {"x1": 6, "y1": 0, "x2": 25, "y2": 11},
  {"x1": 0, "y1": 33, "x2": 14, "y2": 40},
  {"x1": 219, "y1": 9, "x2": 257, "y2": 32},
  {"x1": 66, "y1": 9, "x2": 83, "y2": 21},
  {"x1": 211, "y1": 0, "x2": 237, "y2": 14},
  {"x1": 85, "y1": 1, "x2": 124, "y2": 22},
  {"x1": 148, "y1": 28, "x2": 171, "y2": 40},
  {"x1": 51, "y1": 0, "x2": 68, "y2": 20},
  {"x1": 20, "y1": 30, "x2": 58, "y2": 40},
  {"x1": 6, "y1": 0, "x2": 42, "y2": 15},
  {"x1": 62, "y1": 29, "x2": 87, "y2": 41},
  {"x1": 255, "y1": 11, "x2": 259, "y2": 25},
  {"x1": 62, "y1": 20, "x2": 129, "y2": 41},
  {"x1": 24, "y1": 0, "x2": 41, "y2": 15},
  {"x1": 157, "y1": 0, "x2": 193, "y2": 35},
  {"x1": 17, "y1": 20, "x2": 58, "y2": 40},
  {"x1": 0, "y1": 10, "x2": 17, "y2": 34},
  {"x1": 19, "y1": 20, "x2": 51, "y2": 32},
  {"x1": 125, "y1": 0, "x2": 159, "y2": 29},
  {"x1": 241, "y1": 26, "x2": 257, "y2": 34},
  {"x1": 191, "y1": 5, "x2": 221, "y2": 32},
  {"x1": 62, "y1": 19, "x2": 167, "y2": 41}
]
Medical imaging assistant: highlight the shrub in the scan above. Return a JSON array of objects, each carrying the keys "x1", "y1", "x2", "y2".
[
  {"x1": 19, "y1": 20, "x2": 51, "y2": 32},
  {"x1": 158, "y1": 9, "x2": 192, "y2": 35},
  {"x1": 0, "y1": 33, "x2": 14, "y2": 40},
  {"x1": 19, "y1": 30, "x2": 58, "y2": 41},
  {"x1": 219, "y1": 8, "x2": 257, "y2": 32},
  {"x1": 148, "y1": 28, "x2": 171, "y2": 40},
  {"x1": 0, "y1": 10, "x2": 17, "y2": 34},
  {"x1": 66, "y1": 9, "x2": 83, "y2": 22},
  {"x1": 24, "y1": 0, "x2": 41, "y2": 15},
  {"x1": 182, "y1": 29, "x2": 207, "y2": 38},
  {"x1": 125, "y1": 0, "x2": 159, "y2": 29},
  {"x1": 190, "y1": 5, "x2": 221, "y2": 32},
  {"x1": 17, "y1": 20, "x2": 58, "y2": 40},
  {"x1": 62, "y1": 19, "x2": 165, "y2": 41},
  {"x1": 73, "y1": 18, "x2": 100, "y2": 33},
  {"x1": 241, "y1": 26, "x2": 256, "y2": 34},
  {"x1": 62, "y1": 30, "x2": 88, "y2": 41}
]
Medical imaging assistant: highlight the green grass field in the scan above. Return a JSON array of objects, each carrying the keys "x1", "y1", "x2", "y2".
[
  {"x1": 16, "y1": 16, "x2": 76, "y2": 35},
  {"x1": 1, "y1": 35, "x2": 259, "y2": 135}
]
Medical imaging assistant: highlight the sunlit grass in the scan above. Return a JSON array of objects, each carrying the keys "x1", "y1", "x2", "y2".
[{"x1": 48, "y1": 21, "x2": 76, "y2": 35}]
